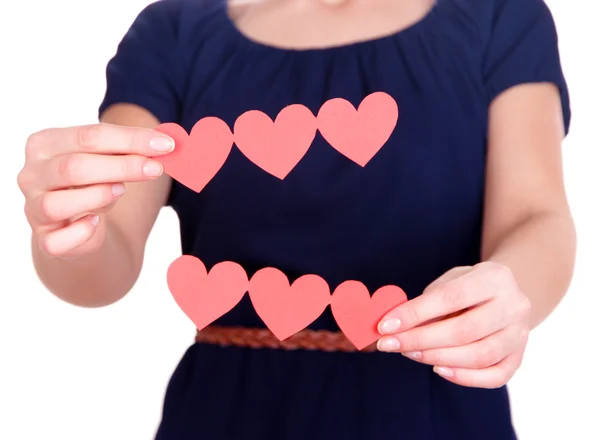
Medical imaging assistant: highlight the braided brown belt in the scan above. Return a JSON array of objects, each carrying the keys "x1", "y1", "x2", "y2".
[{"x1": 195, "y1": 326, "x2": 377, "y2": 352}]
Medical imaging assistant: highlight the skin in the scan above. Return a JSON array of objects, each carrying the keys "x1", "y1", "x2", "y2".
[
  {"x1": 18, "y1": 105, "x2": 173, "y2": 307},
  {"x1": 230, "y1": 0, "x2": 436, "y2": 50},
  {"x1": 19, "y1": 0, "x2": 575, "y2": 389}
]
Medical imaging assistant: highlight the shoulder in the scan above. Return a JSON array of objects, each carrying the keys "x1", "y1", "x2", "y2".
[
  {"x1": 452, "y1": 0, "x2": 556, "y2": 34},
  {"x1": 441, "y1": 0, "x2": 556, "y2": 32},
  {"x1": 139, "y1": 0, "x2": 219, "y2": 15},
  {"x1": 135, "y1": 0, "x2": 185, "y2": 22},
  {"x1": 437, "y1": 0, "x2": 561, "y2": 61},
  {"x1": 452, "y1": 0, "x2": 554, "y2": 18},
  {"x1": 134, "y1": 0, "x2": 222, "y2": 30},
  {"x1": 122, "y1": 0, "x2": 226, "y2": 56}
]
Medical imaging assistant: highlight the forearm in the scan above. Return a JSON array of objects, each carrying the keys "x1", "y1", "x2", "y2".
[
  {"x1": 32, "y1": 219, "x2": 142, "y2": 308},
  {"x1": 483, "y1": 211, "x2": 576, "y2": 329}
]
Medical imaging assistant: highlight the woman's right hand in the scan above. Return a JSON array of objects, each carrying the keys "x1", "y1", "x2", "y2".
[{"x1": 17, "y1": 123, "x2": 175, "y2": 259}]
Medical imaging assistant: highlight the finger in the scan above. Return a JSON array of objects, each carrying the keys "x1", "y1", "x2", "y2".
[
  {"x1": 42, "y1": 153, "x2": 163, "y2": 190},
  {"x1": 432, "y1": 352, "x2": 524, "y2": 389},
  {"x1": 38, "y1": 215, "x2": 100, "y2": 257},
  {"x1": 27, "y1": 183, "x2": 125, "y2": 225},
  {"x1": 379, "y1": 272, "x2": 492, "y2": 333},
  {"x1": 424, "y1": 266, "x2": 473, "y2": 290},
  {"x1": 400, "y1": 324, "x2": 526, "y2": 368},
  {"x1": 399, "y1": 267, "x2": 472, "y2": 328},
  {"x1": 378, "y1": 298, "x2": 518, "y2": 352},
  {"x1": 27, "y1": 124, "x2": 174, "y2": 160}
]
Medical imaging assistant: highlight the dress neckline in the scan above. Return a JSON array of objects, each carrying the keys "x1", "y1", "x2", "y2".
[{"x1": 219, "y1": 0, "x2": 440, "y2": 55}]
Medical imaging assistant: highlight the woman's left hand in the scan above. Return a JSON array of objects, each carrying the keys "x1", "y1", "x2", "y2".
[{"x1": 377, "y1": 262, "x2": 532, "y2": 389}]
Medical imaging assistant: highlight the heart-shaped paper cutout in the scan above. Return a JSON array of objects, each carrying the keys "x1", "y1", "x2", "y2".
[
  {"x1": 233, "y1": 104, "x2": 317, "y2": 179},
  {"x1": 156, "y1": 118, "x2": 234, "y2": 193},
  {"x1": 167, "y1": 255, "x2": 248, "y2": 330},
  {"x1": 331, "y1": 281, "x2": 408, "y2": 350},
  {"x1": 317, "y1": 92, "x2": 398, "y2": 167},
  {"x1": 249, "y1": 268, "x2": 331, "y2": 341}
]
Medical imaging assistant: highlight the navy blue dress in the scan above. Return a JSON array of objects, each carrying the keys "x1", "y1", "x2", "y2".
[{"x1": 100, "y1": 0, "x2": 570, "y2": 438}]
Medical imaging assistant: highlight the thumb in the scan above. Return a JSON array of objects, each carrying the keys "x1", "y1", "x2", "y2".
[{"x1": 422, "y1": 265, "x2": 472, "y2": 295}]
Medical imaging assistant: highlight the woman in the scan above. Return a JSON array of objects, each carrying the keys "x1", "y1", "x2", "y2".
[{"x1": 17, "y1": 0, "x2": 576, "y2": 438}]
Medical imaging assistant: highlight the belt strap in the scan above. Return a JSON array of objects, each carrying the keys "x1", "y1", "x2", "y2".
[{"x1": 195, "y1": 326, "x2": 377, "y2": 352}]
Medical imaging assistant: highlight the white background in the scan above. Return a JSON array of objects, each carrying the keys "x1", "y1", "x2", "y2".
[{"x1": 1, "y1": 1, "x2": 598, "y2": 439}]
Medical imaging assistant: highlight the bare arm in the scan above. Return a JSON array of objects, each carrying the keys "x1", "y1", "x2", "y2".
[
  {"x1": 376, "y1": 83, "x2": 576, "y2": 387},
  {"x1": 482, "y1": 83, "x2": 576, "y2": 329},
  {"x1": 30, "y1": 104, "x2": 173, "y2": 307}
]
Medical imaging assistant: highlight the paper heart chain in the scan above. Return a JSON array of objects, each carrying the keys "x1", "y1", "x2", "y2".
[
  {"x1": 168, "y1": 255, "x2": 408, "y2": 350},
  {"x1": 156, "y1": 92, "x2": 398, "y2": 193}
]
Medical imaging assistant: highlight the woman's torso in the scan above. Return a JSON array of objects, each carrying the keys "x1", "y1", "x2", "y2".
[
  {"x1": 170, "y1": 0, "x2": 488, "y2": 331},
  {"x1": 101, "y1": 0, "x2": 563, "y2": 437}
]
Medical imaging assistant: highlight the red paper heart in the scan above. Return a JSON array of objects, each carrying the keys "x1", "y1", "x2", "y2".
[
  {"x1": 167, "y1": 256, "x2": 248, "y2": 330},
  {"x1": 156, "y1": 118, "x2": 234, "y2": 193},
  {"x1": 317, "y1": 92, "x2": 398, "y2": 167},
  {"x1": 331, "y1": 281, "x2": 408, "y2": 350},
  {"x1": 248, "y1": 268, "x2": 331, "y2": 341},
  {"x1": 233, "y1": 104, "x2": 317, "y2": 179}
]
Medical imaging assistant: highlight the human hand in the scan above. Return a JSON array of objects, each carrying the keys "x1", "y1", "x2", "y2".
[
  {"x1": 377, "y1": 263, "x2": 532, "y2": 388},
  {"x1": 17, "y1": 123, "x2": 174, "y2": 258}
]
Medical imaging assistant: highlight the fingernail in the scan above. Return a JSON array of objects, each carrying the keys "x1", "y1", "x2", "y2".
[
  {"x1": 143, "y1": 161, "x2": 163, "y2": 177},
  {"x1": 111, "y1": 183, "x2": 125, "y2": 197},
  {"x1": 403, "y1": 351, "x2": 422, "y2": 360},
  {"x1": 378, "y1": 318, "x2": 402, "y2": 334},
  {"x1": 89, "y1": 215, "x2": 100, "y2": 226},
  {"x1": 377, "y1": 336, "x2": 401, "y2": 352},
  {"x1": 150, "y1": 136, "x2": 175, "y2": 152},
  {"x1": 434, "y1": 366, "x2": 454, "y2": 378}
]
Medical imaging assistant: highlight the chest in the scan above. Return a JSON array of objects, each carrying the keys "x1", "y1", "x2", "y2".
[
  {"x1": 177, "y1": 39, "x2": 489, "y2": 204},
  {"x1": 169, "y1": 4, "x2": 490, "y2": 273}
]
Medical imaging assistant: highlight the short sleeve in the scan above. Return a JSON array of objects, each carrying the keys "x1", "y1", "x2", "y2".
[
  {"x1": 99, "y1": 0, "x2": 185, "y2": 123},
  {"x1": 483, "y1": 0, "x2": 571, "y2": 135}
]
